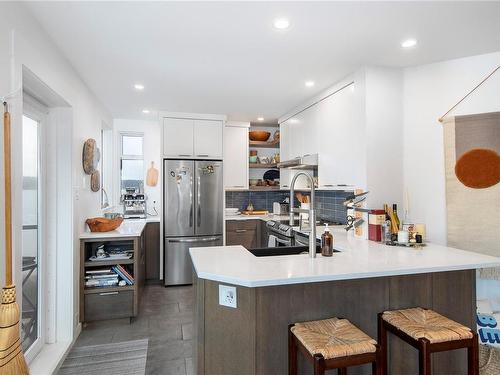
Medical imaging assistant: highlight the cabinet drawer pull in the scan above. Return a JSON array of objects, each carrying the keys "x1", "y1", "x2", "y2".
[
  {"x1": 99, "y1": 292, "x2": 119, "y2": 296},
  {"x1": 235, "y1": 229, "x2": 247, "y2": 233},
  {"x1": 178, "y1": 154, "x2": 191, "y2": 157},
  {"x1": 197, "y1": 154, "x2": 209, "y2": 157},
  {"x1": 229, "y1": 185, "x2": 244, "y2": 188},
  {"x1": 323, "y1": 184, "x2": 334, "y2": 187}
]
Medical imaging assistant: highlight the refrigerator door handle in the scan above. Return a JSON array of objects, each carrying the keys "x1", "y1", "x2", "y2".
[
  {"x1": 167, "y1": 237, "x2": 220, "y2": 243},
  {"x1": 197, "y1": 174, "x2": 201, "y2": 228},
  {"x1": 189, "y1": 175, "x2": 193, "y2": 228}
]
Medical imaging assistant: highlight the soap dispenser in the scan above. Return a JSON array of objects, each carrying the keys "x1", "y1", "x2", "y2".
[{"x1": 321, "y1": 224, "x2": 334, "y2": 257}]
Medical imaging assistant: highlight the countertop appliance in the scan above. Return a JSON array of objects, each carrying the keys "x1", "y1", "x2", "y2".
[
  {"x1": 122, "y1": 193, "x2": 147, "y2": 219},
  {"x1": 164, "y1": 159, "x2": 223, "y2": 285}
]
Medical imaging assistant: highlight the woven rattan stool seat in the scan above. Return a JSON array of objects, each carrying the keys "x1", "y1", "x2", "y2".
[
  {"x1": 382, "y1": 307, "x2": 473, "y2": 344},
  {"x1": 291, "y1": 318, "x2": 377, "y2": 360}
]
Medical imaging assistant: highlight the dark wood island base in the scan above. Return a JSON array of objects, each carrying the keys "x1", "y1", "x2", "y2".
[{"x1": 194, "y1": 270, "x2": 476, "y2": 375}]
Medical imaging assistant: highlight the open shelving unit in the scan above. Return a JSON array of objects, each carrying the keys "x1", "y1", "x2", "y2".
[
  {"x1": 79, "y1": 235, "x2": 145, "y2": 322},
  {"x1": 249, "y1": 122, "x2": 280, "y2": 191}
]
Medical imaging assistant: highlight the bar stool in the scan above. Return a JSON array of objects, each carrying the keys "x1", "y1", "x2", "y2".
[
  {"x1": 289, "y1": 317, "x2": 382, "y2": 375},
  {"x1": 378, "y1": 307, "x2": 478, "y2": 375}
]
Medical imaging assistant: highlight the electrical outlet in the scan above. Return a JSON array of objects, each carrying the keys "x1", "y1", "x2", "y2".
[{"x1": 219, "y1": 284, "x2": 237, "y2": 308}]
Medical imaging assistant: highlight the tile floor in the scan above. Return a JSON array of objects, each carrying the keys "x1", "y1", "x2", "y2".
[{"x1": 72, "y1": 284, "x2": 194, "y2": 375}]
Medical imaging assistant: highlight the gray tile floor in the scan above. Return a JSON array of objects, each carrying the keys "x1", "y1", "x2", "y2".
[{"x1": 73, "y1": 284, "x2": 194, "y2": 375}]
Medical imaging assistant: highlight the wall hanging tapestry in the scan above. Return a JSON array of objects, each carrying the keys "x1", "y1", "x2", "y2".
[{"x1": 443, "y1": 111, "x2": 500, "y2": 279}]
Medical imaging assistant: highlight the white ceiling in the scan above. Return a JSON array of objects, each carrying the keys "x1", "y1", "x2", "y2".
[{"x1": 25, "y1": 1, "x2": 500, "y2": 122}]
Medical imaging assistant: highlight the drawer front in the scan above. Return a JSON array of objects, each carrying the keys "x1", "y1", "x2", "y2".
[
  {"x1": 226, "y1": 219, "x2": 258, "y2": 232},
  {"x1": 84, "y1": 290, "x2": 134, "y2": 322}
]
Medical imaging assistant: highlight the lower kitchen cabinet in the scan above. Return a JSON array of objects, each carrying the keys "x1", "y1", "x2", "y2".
[
  {"x1": 226, "y1": 220, "x2": 260, "y2": 249},
  {"x1": 145, "y1": 222, "x2": 160, "y2": 281}
]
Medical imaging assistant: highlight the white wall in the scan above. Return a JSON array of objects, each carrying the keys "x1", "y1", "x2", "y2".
[
  {"x1": 0, "y1": 1, "x2": 112, "y2": 361},
  {"x1": 112, "y1": 119, "x2": 162, "y2": 215},
  {"x1": 403, "y1": 52, "x2": 500, "y2": 245}
]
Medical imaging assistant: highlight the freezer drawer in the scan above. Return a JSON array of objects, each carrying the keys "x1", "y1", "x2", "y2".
[{"x1": 164, "y1": 235, "x2": 222, "y2": 286}]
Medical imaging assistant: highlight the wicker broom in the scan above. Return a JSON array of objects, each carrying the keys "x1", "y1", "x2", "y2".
[{"x1": 0, "y1": 102, "x2": 29, "y2": 374}]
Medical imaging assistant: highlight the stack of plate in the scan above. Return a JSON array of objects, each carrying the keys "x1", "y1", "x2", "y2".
[{"x1": 225, "y1": 207, "x2": 241, "y2": 216}]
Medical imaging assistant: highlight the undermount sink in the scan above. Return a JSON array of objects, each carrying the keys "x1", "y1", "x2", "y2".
[{"x1": 248, "y1": 246, "x2": 340, "y2": 257}]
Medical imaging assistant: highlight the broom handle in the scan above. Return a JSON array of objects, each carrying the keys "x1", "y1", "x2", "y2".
[{"x1": 3, "y1": 102, "x2": 12, "y2": 286}]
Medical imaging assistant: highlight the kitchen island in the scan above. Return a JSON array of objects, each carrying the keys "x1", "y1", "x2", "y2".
[{"x1": 190, "y1": 227, "x2": 500, "y2": 375}]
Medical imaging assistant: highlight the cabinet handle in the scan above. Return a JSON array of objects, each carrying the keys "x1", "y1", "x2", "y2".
[
  {"x1": 229, "y1": 185, "x2": 244, "y2": 188},
  {"x1": 178, "y1": 154, "x2": 191, "y2": 157},
  {"x1": 197, "y1": 154, "x2": 209, "y2": 157},
  {"x1": 323, "y1": 184, "x2": 334, "y2": 187},
  {"x1": 99, "y1": 292, "x2": 119, "y2": 296},
  {"x1": 235, "y1": 229, "x2": 247, "y2": 233}
]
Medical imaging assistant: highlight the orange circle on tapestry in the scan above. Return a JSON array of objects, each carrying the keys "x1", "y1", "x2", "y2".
[{"x1": 455, "y1": 148, "x2": 500, "y2": 189}]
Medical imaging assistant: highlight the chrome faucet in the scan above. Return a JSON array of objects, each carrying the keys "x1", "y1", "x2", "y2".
[{"x1": 289, "y1": 173, "x2": 316, "y2": 258}]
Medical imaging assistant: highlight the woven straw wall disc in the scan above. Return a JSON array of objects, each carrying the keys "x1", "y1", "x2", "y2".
[{"x1": 82, "y1": 138, "x2": 100, "y2": 174}]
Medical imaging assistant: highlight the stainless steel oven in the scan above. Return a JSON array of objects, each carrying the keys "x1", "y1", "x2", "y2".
[{"x1": 266, "y1": 220, "x2": 294, "y2": 247}]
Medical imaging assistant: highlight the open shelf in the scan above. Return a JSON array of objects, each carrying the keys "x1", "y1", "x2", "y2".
[
  {"x1": 249, "y1": 163, "x2": 278, "y2": 169},
  {"x1": 249, "y1": 186, "x2": 280, "y2": 191},
  {"x1": 84, "y1": 258, "x2": 134, "y2": 267},
  {"x1": 84, "y1": 285, "x2": 134, "y2": 295},
  {"x1": 249, "y1": 139, "x2": 280, "y2": 148}
]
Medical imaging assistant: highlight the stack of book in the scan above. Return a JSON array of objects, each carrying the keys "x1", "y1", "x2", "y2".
[
  {"x1": 85, "y1": 268, "x2": 119, "y2": 288},
  {"x1": 112, "y1": 265, "x2": 134, "y2": 285}
]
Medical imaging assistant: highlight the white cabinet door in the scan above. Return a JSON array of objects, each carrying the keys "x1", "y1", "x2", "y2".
[
  {"x1": 223, "y1": 126, "x2": 248, "y2": 190},
  {"x1": 163, "y1": 118, "x2": 194, "y2": 157},
  {"x1": 194, "y1": 120, "x2": 223, "y2": 158},
  {"x1": 279, "y1": 122, "x2": 291, "y2": 189},
  {"x1": 318, "y1": 85, "x2": 361, "y2": 188}
]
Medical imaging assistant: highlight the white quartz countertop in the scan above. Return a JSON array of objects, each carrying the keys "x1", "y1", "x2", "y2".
[
  {"x1": 189, "y1": 226, "x2": 500, "y2": 287},
  {"x1": 80, "y1": 219, "x2": 147, "y2": 239}
]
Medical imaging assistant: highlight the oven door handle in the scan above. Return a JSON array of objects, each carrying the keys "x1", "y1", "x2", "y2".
[{"x1": 275, "y1": 237, "x2": 292, "y2": 246}]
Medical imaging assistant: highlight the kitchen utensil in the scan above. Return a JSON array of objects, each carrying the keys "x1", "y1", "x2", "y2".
[
  {"x1": 90, "y1": 170, "x2": 100, "y2": 192},
  {"x1": 146, "y1": 161, "x2": 159, "y2": 187},
  {"x1": 249, "y1": 131, "x2": 270, "y2": 142},
  {"x1": 242, "y1": 210, "x2": 269, "y2": 215},
  {"x1": 1, "y1": 102, "x2": 29, "y2": 375},
  {"x1": 86, "y1": 217, "x2": 124, "y2": 232},
  {"x1": 82, "y1": 138, "x2": 100, "y2": 174}
]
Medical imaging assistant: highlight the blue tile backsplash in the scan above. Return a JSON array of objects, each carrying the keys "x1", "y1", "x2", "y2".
[{"x1": 225, "y1": 190, "x2": 352, "y2": 224}]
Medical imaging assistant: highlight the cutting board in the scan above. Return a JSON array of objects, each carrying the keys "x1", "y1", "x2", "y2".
[{"x1": 242, "y1": 210, "x2": 269, "y2": 216}]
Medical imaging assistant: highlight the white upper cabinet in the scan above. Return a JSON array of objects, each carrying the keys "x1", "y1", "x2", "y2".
[
  {"x1": 317, "y1": 84, "x2": 362, "y2": 188},
  {"x1": 224, "y1": 123, "x2": 249, "y2": 190},
  {"x1": 279, "y1": 122, "x2": 291, "y2": 189},
  {"x1": 163, "y1": 118, "x2": 194, "y2": 157},
  {"x1": 194, "y1": 119, "x2": 223, "y2": 158},
  {"x1": 162, "y1": 117, "x2": 223, "y2": 159}
]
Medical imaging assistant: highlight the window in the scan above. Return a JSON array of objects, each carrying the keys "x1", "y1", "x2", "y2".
[
  {"x1": 21, "y1": 112, "x2": 43, "y2": 355},
  {"x1": 120, "y1": 133, "x2": 144, "y2": 193}
]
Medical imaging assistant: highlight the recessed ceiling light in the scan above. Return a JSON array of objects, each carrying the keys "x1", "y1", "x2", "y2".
[
  {"x1": 273, "y1": 18, "x2": 290, "y2": 30},
  {"x1": 401, "y1": 39, "x2": 417, "y2": 48},
  {"x1": 134, "y1": 83, "x2": 145, "y2": 91},
  {"x1": 305, "y1": 81, "x2": 315, "y2": 87},
  {"x1": 142, "y1": 109, "x2": 150, "y2": 114},
  {"x1": 257, "y1": 117, "x2": 264, "y2": 122}
]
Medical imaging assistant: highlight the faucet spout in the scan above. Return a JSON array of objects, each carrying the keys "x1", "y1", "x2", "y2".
[{"x1": 289, "y1": 173, "x2": 316, "y2": 258}]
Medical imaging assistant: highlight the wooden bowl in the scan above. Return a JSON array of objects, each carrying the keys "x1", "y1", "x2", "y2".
[
  {"x1": 86, "y1": 217, "x2": 124, "y2": 232},
  {"x1": 249, "y1": 131, "x2": 270, "y2": 142}
]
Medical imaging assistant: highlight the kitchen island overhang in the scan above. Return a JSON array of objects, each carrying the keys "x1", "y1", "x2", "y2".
[{"x1": 191, "y1": 235, "x2": 500, "y2": 375}]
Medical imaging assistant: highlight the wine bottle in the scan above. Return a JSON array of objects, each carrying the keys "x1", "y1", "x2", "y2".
[{"x1": 393, "y1": 204, "x2": 401, "y2": 231}]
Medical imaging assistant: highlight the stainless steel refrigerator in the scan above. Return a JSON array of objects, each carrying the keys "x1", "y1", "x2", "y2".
[{"x1": 163, "y1": 159, "x2": 223, "y2": 285}]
